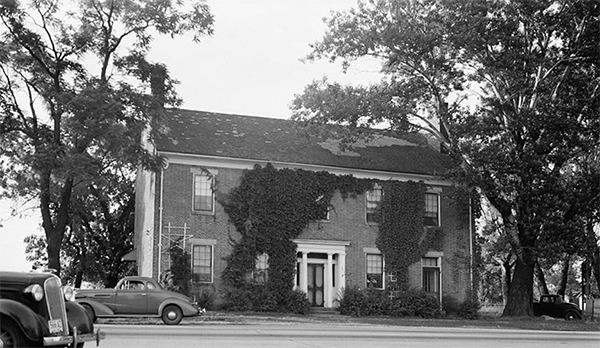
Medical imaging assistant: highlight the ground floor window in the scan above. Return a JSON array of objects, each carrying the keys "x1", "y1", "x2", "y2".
[
  {"x1": 253, "y1": 253, "x2": 269, "y2": 284},
  {"x1": 366, "y1": 253, "x2": 384, "y2": 289},
  {"x1": 422, "y1": 257, "x2": 440, "y2": 293},
  {"x1": 192, "y1": 244, "x2": 213, "y2": 283}
]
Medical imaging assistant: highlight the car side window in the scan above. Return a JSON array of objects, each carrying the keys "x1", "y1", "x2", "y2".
[
  {"x1": 120, "y1": 280, "x2": 145, "y2": 291},
  {"x1": 130, "y1": 281, "x2": 145, "y2": 290},
  {"x1": 147, "y1": 282, "x2": 156, "y2": 290}
]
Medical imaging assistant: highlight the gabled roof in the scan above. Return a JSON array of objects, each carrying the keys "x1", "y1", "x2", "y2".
[{"x1": 155, "y1": 109, "x2": 455, "y2": 176}]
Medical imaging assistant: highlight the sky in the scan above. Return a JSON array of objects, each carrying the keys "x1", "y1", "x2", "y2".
[{"x1": 0, "y1": 0, "x2": 382, "y2": 271}]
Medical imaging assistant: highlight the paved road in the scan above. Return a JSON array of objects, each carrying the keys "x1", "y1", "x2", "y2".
[{"x1": 96, "y1": 323, "x2": 600, "y2": 348}]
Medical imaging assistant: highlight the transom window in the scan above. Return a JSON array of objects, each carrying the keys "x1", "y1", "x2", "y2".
[
  {"x1": 424, "y1": 193, "x2": 440, "y2": 227},
  {"x1": 192, "y1": 244, "x2": 213, "y2": 283},
  {"x1": 193, "y1": 173, "x2": 214, "y2": 212},
  {"x1": 366, "y1": 253, "x2": 384, "y2": 289},
  {"x1": 366, "y1": 184, "x2": 382, "y2": 224}
]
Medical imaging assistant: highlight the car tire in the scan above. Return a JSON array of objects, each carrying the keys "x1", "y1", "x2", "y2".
[
  {"x1": 564, "y1": 311, "x2": 580, "y2": 320},
  {"x1": 81, "y1": 303, "x2": 97, "y2": 323},
  {"x1": 161, "y1": 305, "x2": 183, "y2": 325},
  {"x1": 0, "y1": 317, "x2": 32, "y2": 348}
]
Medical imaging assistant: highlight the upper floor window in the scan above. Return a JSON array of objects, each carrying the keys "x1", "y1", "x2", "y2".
[
  {"x1": 253, "y1": 253, "x2": 269, "y2": 284},
  {"x1": 366, "y1": 184, "x2": 382, "y2": 224},
  {"x1": 366, "y1": 253, "x2": 384, "y2": 289},
  {"x1": 192, "y1": 244, "x2": 213, "y2": 283},
  {"x1": 193, "y1": 173, "x2": 214, "y2": 212},
  {"x1": 424, "y1": 193, "x2": 440, "y2": 227}
]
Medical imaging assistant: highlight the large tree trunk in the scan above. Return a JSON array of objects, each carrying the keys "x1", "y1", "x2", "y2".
[
  {"x1": 535, "y1": 262, "x2": 549, "y2": 295},
  {"x1": 501, "y1": 259, "x2": 513, "y2": 306},
  {"x1": 502, "y1": 248, "x2": 535, "y2": 317},
  {"x1": 557, "y1": 256, "x2": 570, "y2": 296}
]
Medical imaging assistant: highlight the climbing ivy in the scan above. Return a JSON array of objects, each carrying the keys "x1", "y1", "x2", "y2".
[
  {"x1": 218, "y1": 163, "x2": 371, "y2": 308},
  {"x1": 219, "y1": 164, "x2": 444, "y2": 309},
  {"x1": 376, "y1": 181, "x2": 444, "y2": 291}
]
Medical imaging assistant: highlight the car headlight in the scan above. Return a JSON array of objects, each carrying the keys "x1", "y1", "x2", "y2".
[
  {"x1": 24, "y1": 284, "x2": 44, "y2": 301},
  {"x1": 62, "y1": 285, "x2": 74, "y2": 302}
]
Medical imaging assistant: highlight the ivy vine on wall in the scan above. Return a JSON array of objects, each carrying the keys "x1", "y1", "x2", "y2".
[
  {"x1": 376, "y1": 181, "x2": 443, "y2": 290},
  {"x1": 218, "y1": 163, "x2": 371, "y2": 306},
  {"x1": 218, "y1": 163, "x2": 444, "y2": 308}
]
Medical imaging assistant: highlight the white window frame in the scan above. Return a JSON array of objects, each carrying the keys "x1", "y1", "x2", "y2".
[
  {"x1": 190, "y1": 239, "x2": 216, "y2": 283},
  {"x1": 364, "y1": 248, "x2": 385, "y2": 289},
  {"x1": 191, "y1": 168, "x2": 217, "y2": 214}
]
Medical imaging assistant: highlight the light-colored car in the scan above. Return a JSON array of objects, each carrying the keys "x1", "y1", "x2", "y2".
[{"x1": 75, "y1": 276, "x2": 202, "y2": 325}]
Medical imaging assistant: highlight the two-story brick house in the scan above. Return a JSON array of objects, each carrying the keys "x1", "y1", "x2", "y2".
[{"x1": 134, "y1": 109, "x2": 474, "y2": 308}]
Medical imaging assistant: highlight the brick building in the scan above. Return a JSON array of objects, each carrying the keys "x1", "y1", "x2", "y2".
[{"x1": 134, "y1": 109, "x2": 474, "y2": 308}]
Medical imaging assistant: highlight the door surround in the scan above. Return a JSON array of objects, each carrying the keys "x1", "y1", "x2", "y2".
[{"x1": 294, "y1": 239, "x2": 350, "y2": 308}]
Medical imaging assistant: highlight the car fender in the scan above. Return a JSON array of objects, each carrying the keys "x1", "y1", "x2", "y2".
[
  {"x1": 158, "y1": 298, "x2": 197, "y2": 317},
  {"x1": 75, "y1": 298, "x2": 115, "y2": 317},
  {"x1": 0, "y1": 298, "x2": 47, "y2": 341},
  {"x1": 65, "y1": 301, "x2": 94, "y2": 333}
]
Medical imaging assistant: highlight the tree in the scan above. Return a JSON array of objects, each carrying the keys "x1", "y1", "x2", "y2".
[
  {"x1": 0, "y1": 0, "x2": 214, "y2": 275},
  {"x1": 291, "y1": 0, "x2": 599, "y2": 316},
  {"x1": 24, "y1": 167, "x2": 137, "y2": 287}
]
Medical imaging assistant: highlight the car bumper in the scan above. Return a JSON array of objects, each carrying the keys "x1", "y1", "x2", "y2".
[{"x1": 43, "y1": 328, "x2": 106, "y2": 346}]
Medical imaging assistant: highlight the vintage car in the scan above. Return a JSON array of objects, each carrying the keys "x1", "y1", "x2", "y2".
[
  {"x1": 75, "y1": 276, "x2": 202, "y2": 325},
  {"x1": 0, "y1": 270, "x2": 105, "y2": 347},
  {"x1": 533, "y1": 294, "x2": 583, "y2": 320}
]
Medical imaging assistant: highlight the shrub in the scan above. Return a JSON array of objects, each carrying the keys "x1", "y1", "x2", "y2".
[
  {"x1": 442, "y1": 295, "x2": 460, "y2": 315},
  {"x1": 338, "y1": 287, "x2": 441, "y2": 318},
  {"x1": 286, "y1": 290, "x2": 311, "y2": 315},
  {"x1": 222, "y1": 287, "x2": 252, "y2": 311},
  {"x1": 337, "y1": 286, "x2": 368, "y2": 316},
  {"x1": 193, "y1": 287, "x2": 216, "y2": 310},
  {"x1": 457, "y1": 297, "x2": 481, "y2": 319}
]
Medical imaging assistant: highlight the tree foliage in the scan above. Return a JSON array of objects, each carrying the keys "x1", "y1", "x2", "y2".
[
  {"x1": 0, "y1": 0, "x2": 214, "y2": 275},
  {"x1": 25, "y1": 168, "x2": 137, "y2": 287},
  {"x1": 292, "y1": 0, "x2": 600, "y2": 316}
]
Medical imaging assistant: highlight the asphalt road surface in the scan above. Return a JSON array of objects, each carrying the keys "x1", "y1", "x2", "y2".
[{"x1": 96, "y1": 323, "x2": 600, "y2": 348}]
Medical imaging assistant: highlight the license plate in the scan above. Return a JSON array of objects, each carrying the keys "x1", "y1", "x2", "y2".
[{"x1": 48, "y1": 319, "x2": 63, "y2": 334}]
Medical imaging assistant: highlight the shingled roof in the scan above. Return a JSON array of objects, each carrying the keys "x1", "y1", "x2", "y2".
[{"x1": 155, "y1": 109, "x2": 455, "y2": 176}]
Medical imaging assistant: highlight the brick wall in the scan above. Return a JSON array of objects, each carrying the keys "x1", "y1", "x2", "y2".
[{"x1": 151, "y1": 162, "x2": 473, "y2": 303}]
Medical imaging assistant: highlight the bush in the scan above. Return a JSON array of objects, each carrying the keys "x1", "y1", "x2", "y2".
[
  {"x1": 193, "y1": 287, "x2": 216, "y2": 310},
  {"x1": 337, "y1": 286, "x2": 368, "y2": 316},
  {"x1": 222, "y1": 287, "x2": 252, "y2": 311},
  {"x1": 338, "y1": 287, "x2": 441, "y2": 318},
  {"x1": 286, "y1": 290, "x2": 311, "y2": 315},
  {"x1": 442, "y1": 295, "x2": 460, "y2": 315},
  {"x1": 457, "y1": 297, "x2": 481, "y2": 319}
]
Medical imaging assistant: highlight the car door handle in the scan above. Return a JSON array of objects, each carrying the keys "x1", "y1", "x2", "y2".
[{"x1": 141, "y1": 293, "x2": 147, "y2": 296}]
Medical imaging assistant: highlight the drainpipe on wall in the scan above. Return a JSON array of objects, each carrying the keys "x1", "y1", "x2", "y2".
[{"x1": 157, "y1": 168, "x2": 165, "y2": 279}]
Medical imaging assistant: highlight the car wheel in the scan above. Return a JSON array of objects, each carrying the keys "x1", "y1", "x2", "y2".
[
  {"x1": 564, "y1": 311, "x2": 580, "y2": 320},
  {"x1": 81, "y1": 303, "x2": 97, "y2": 323},
  {"x1": 161, "y1": 305, "x2": 183, "y2": 325},
  {"x1": 0, "y1": 318, "x2": 31, "y2": 348}
]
